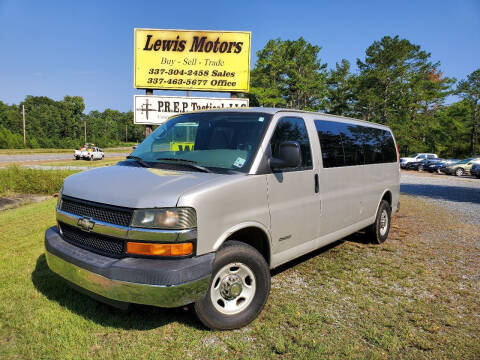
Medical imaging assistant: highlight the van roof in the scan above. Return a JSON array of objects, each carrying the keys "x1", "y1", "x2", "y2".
[{"x1": 195, "y1": 107, "x2": 391, "y2": 130}]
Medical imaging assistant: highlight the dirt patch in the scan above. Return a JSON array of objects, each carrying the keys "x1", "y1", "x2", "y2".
[{"x1": 0, "y1": 194, "x2": 53, "y2": 210}]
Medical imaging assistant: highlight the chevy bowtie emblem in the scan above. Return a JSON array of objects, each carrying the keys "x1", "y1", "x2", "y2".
[{"x1": 78, "y1": 217, "x2": 95, "y2": 232}]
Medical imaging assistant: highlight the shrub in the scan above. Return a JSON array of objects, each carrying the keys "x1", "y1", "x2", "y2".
[{"x1": 0, "y1": 165, "x2": 78, "y2": 196}]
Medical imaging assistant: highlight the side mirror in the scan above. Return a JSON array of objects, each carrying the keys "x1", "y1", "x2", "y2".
[
  {"x1": 132, "y1": 146, "x2": 137, "y2": 150},
  {"x1": 269, "y1": 141, "x2": 302, "y2": 170}
]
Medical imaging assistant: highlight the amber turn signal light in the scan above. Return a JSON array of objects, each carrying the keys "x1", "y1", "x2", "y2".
[{"x1": 126, "y1": 242, "x2": 193, "y2": 256}]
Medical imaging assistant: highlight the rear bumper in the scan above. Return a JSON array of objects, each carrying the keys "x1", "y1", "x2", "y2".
[{"x1": 45, "y1": 226, "x2": 214, "y2": 308}]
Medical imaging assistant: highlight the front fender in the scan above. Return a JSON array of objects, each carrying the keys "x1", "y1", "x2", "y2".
[{"x1": 212, "y1": 221, "x2": 272, "y2": 252}]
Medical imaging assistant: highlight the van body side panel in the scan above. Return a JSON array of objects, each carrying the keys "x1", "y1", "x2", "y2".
[
  {"x1": 363, "y1": 162, "x2": 400, "y2": 216},
  {"x1": 266, "y1": 169, "x2": 321, "y2": 255},
  {"x1": 317, "y1": 165, "x2": 368, "y2": 236},
  {"x1": 270, "y1": 215, "x2": 375, "y2": 268},
  {"x1": 177, "y1": 175, "x2": 271, "y2": 257}
]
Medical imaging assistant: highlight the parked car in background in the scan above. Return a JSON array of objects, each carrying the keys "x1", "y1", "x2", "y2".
[
  {"x1": 471, "y1": 163, "x2": 480, "y2": 178},
  {"x1": 406, "y1": 158, "x2": 443, "y2": 171},
  {"x1": 400, "y1": 153, "x2": 438, "y2": 168},
  {"x1": 74, "y1": 144, "x2": 104, "y2": 161},
  {"x1": 427, "y1": 159, "x2": 460, "y2": 173},
  {"x1": 441, "y1": 157, "x2": 480, "y2": 176},
  {"x1": 404, "y1": 159, "x2": 427, "y2": 171}
]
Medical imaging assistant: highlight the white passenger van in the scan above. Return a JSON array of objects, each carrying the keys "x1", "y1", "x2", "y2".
[{"x1": 45, "y1": 108, "x2": 400, "y2": 329}]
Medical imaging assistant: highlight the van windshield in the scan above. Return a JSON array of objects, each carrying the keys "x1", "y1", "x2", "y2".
[{"x1": 130, "y1": 112, "x2": 272, "y2": 173}]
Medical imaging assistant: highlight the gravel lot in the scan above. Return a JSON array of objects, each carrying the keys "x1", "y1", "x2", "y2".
[{"x1": 401, "y1": 171, "x2": 480, "y2": 225}]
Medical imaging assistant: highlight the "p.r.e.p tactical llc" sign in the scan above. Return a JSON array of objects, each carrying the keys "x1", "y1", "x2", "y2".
[{"x1": 134, "y1": 29, "x2": 251, "y2": 92}]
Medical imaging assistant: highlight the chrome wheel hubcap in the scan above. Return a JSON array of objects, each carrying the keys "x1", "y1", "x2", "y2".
[
  {"x1": 379, "y1": 210, "x2": 388, "y2": 236},
  {"x1": 211, "y1": 262, "x2": 256, "y2": 315},
  {"x1": 220, "y1": 275, "x2": 243, "y2": 300}
]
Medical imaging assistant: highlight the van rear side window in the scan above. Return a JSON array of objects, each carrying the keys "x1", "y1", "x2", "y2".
[{"x1": 315, "y1": 120, "x2": 397, "y2": 168}]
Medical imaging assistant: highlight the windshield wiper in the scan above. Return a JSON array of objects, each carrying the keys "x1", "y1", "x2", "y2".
[
  {"x1": 126, "y1": 155, "x2": 150, "y2": 168},
  {"x1": 155, "y1": 157, "x2": 212, "y2": 173}
]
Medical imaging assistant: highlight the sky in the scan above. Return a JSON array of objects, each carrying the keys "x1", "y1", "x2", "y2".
[{"x1": 0, "y1": 0, "x2": 479, "y2": 112}]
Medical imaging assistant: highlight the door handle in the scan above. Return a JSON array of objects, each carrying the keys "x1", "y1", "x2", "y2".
[{"x1": 314, "y1": 174, "x2": 319, "y2": 193}]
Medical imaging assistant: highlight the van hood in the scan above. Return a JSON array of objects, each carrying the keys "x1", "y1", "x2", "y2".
[{"x1": 62, "y1": 164, "x2": 224, "y2": 208}]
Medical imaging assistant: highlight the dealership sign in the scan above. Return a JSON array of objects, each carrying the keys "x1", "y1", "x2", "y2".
[
  {"x1": 134, "y1": 29, "x2": 251, "y2": 92},
  {"x1": 134, "y1": 95, "x2": 249, "y2": 125}
]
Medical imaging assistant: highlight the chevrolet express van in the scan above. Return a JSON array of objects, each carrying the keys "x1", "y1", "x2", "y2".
[{"x1": 45, "y1": 108, "x2": 400, "y2": 329}]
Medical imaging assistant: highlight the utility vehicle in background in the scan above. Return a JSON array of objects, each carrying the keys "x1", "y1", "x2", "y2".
[{"x1": 74, "y1": 144, "x2": 104, "y2": 161}]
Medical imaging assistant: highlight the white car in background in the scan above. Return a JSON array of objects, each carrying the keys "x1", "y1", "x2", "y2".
[
  {"x1": 74, "y1": 145, "x2": 104, "y2": 161},
  {"x1": 400, "y1": 153, "x2": 437, "y2": 168}
]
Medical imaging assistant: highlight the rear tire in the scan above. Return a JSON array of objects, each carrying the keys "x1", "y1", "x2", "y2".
[
  {"x1": 418, "y1": 165, "x2": 424, "y2": 171},
  {"x1": 455, "y1": 168, "x2": 464, "y2": 177},
  {"x1": 194, "y1": 241, "x2": 270, "y2": 330},
  {"x1": 366, "y1": 200, "x2": 392, "y2": 244}
]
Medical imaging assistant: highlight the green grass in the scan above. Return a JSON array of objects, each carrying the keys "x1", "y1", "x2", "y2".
[
  {"x1": 0, "y1": 197, "x2": 479, "y2": 359},
  {"x1": 37, "y1": 157, "x2": 124, "y2": 168},
  {"x1": 0, "y1": 165, "x2": 77, "y2": 196}
]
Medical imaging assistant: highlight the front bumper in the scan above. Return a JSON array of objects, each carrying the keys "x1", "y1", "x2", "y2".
[{"x1": 45, "y1": 226, "x2": 214, "y2": 308}]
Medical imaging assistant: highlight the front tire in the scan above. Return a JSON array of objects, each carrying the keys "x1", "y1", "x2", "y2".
[
  {"x1": 194, "y1": 241, "x2": 270, "y2": 330},
  {"x1": 455, "y1": 168, "x2": 464, "y2": 177},
  {"x1": 367, "y1": 200, "x2": 392, "y2": 244}
]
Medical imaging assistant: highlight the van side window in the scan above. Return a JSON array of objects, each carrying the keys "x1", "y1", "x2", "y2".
[
  {"x1": 270, "y1": 117, "x2": 312, "y2": 169},
  {"x1": 364, "y1": 128, "x2": 385, "y2": 164},
  {"x1": 314, "y1": 121, "x2": 345, "y2": 167},
  {"x1": 315, "y1": 120, "x2": 396, "y2": 167},
  {"x1": 379, "y1": 130, "x2": 397, "y2": 162},
  {"x1": 337, "y1": 123, "x2": 365, "y2": 166}
]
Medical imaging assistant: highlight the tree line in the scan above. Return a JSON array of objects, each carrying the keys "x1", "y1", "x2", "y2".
[
  {"x1": 0, "y1": 96, "x2": 145, "y2": 149},
  {"x1": 249, "y1": 35, "x2": 479, "y2": 158},
  {"x1": 0, "y1": 35, "x2": 478, "y2": 157}
]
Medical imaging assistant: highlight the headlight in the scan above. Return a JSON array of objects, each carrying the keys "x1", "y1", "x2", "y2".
[
  {"x1": 57, "y1": 187, "x2": 63, "y2": 209},
  {"x1": 131, "y1": 208, "x2": 196, "y2": 229}
]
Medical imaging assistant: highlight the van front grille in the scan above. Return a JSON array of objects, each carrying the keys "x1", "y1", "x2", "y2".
[
  {"x1": 61, "y1": 196, "x2": 133, "y2": 227},
  {"x1": 60, "y1": 223, "x2": 124, "y2": 258}
]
